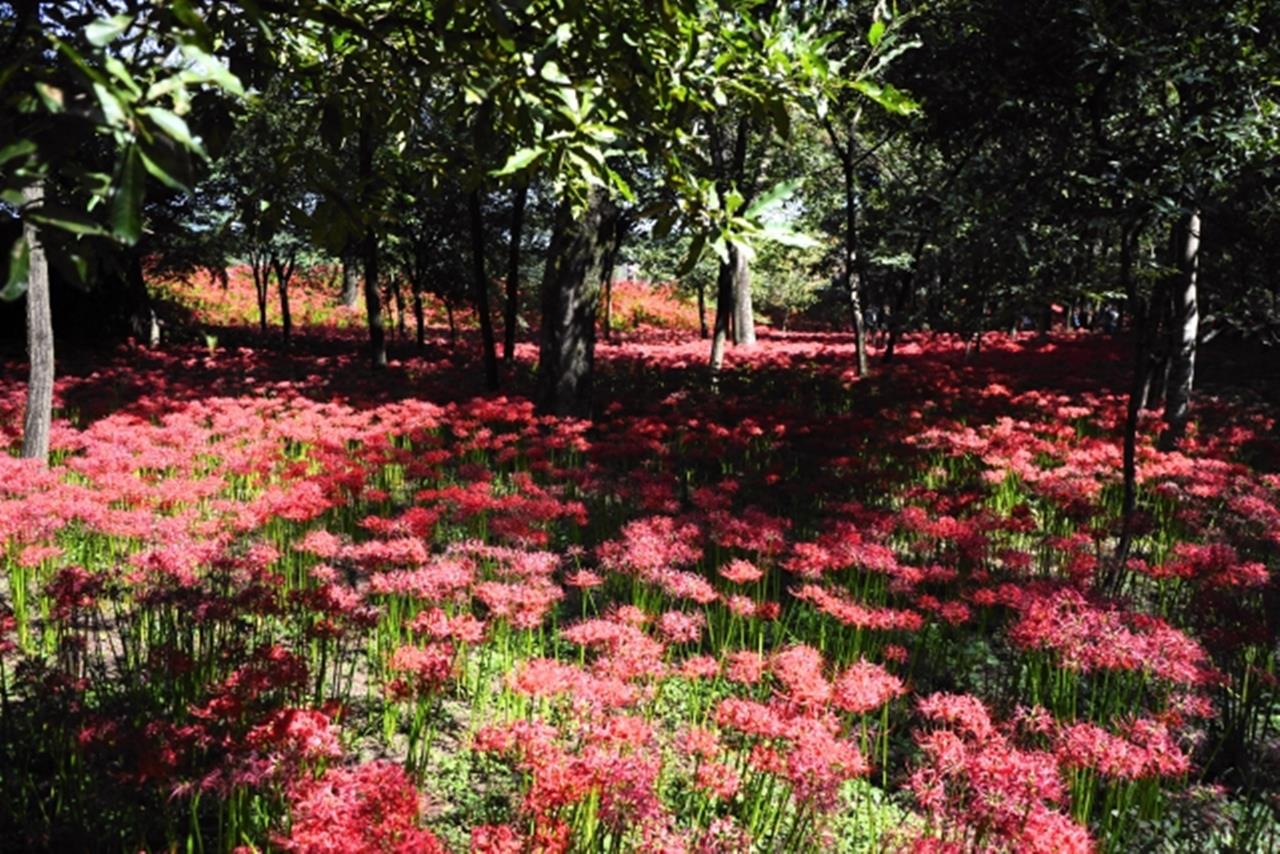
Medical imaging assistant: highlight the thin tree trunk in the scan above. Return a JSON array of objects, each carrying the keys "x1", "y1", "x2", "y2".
[
  {"x1": 536, "y1": 192, "x2": 616, "y2": 416},
  {"x1": 445, "y1": 298, "x2": 456, "y2": 344},
  {"x1": 732, "y1": 246, "x2": 755, "y2": 347},
  {"x1": 358, "y1": 123, "x2": 387, "y2": 370},
  {"x1": 391, "y1": 276, "x2": 406, "y2": 340},
  {"x1": 340, "y1": 251, "x2": 360, "y2": 308},
  {"x1": 1161, "y1": 208, "x2": 1201, "y2": 449},
  {"x1": 469, "y1": 190, "x2": 500, "y2": 391},
  {"x1": 600, "y1": 216, "x2": 625, "y2": 343},
  {"x1": 709, "y1": 247, "x2": 735, "y2": 380},
  {"x1": 1111, "y1": 298, "x2": 1152, "y2": 593},
  {"x1": 1109, "y1": 223, "x2": 1149, "y2": 591},
  {"x1": 697, "y1": 278, "x2": 708, "y2": 339},
  {"x1": 708, "y1": 114, "x2": 751, "y2": 369},
  {"x1": 251, "y1": 249, "x2": 270, "y2": 336},
  {"x1": 271, "y1": 253, "x2": 296, "y2": 348},
  {"x1": 411, "y1": 279, "x2": 425, "y2": 350},
  {"x1": 21, "y1": 183, "x2": 53, "y2": 463},
  {"x1": 884, "y1": 233, "x2": 926, "y2": 364},
  {"x1": 504, "y1": 181, "x2": 527, "y2": 364},
  {"x1": 843, "y1": 151, "x2": 867, "y2": 375}
]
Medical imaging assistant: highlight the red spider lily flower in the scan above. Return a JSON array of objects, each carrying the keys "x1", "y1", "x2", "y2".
[
  {"x1": 719, "y1": 558, "x2": 764, "y2": 585},
  {"x1": 386, "y1": 642, "x2": 454, "y2": 699},
  {"x1": 723, "y1": 650, "x2": 766, "y2": 686},
  {"x1": 833, "y1": 659, "x2": 906, "y2": 715},
  {"x1": 695, "y1": 760, "x2": 741, "y2": 800},
  {"x1": 278, "y1": 760, "x2": 446, "y2": 853},
  {"x1": 471, "y1": 823, "x2": 524, "y2": 854},
  {"x1": 769, "y1": 644, "x2": 831, "y2": 711},
  {"x1": 656, "y1": 610, "x2": 705, "y2": 645}
]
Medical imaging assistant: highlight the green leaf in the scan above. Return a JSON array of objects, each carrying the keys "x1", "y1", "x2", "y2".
[
  {"x1": 141, "y1": 107, "x2": 204, "y2": 156},
  {"x1": 86, "y1": 14, "x2": 133, "y2": 47},
  {"x1": 1, "y1": 237, "x2": 30, "y2": 301},
  {"x1": 605, "y1": 166, "x2": 635, "y2": 203},
  {"x1": 178, "y1": 45, "x2": 245, "y2": 97},
  {"x1": 724, "y1": 189, "x2": 745, "y2": 217},
  {"x1": 709, "y1": 236, "x2": 730, "y2": 264},
  {"x1": 93, "y1": 82, "x2": 126, "y2": 127},
  {"x1": 0, "y1": 139, "x2": 36, "y2": 168},
  {"x1": 137, "y1": 143, "x2": 190, "y2": 191},
  {"x1": 758, "y1": 224, "x2": 820, "y2": 249},
  {"x1": 675, "y1": 233, "x2": 706, "y2": 276},
  {"x1": 852, "y1": 80, "x2": 919, "y2": 116},
  {"x1": 744, "y1": 178, "x2": 802, "y2": 220},
  {"x1": 493, "y1": 147, "x2": 544, "y2": 176},
  {"x1": 29, "y1": 203, "x2": 110, "y2": 237},
  {"x1": 110, "y1": 147, "x2": 145, "y2": 243},
  {"x1": 35, "y1": 82, "x2": 65, "y2": 112},
  {"x1": 540, "y1": 61, "x2": 571, "y2": 86},
  {"x1": 868, "y1": 20, "x2": 887, "y2": 48}
]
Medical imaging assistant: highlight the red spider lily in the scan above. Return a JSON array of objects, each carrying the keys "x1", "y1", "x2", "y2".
[
  {"x1": 386, "y1": 642, "x2": 455, "y2": 699},
  {"x1": 278, "y1": 760, "x2": 446, "y2": 853},
  {"x1": 719, "y1": 558, "x2": 764, "y2": 585},
  {"x1": 832, "y1": 659, "x2": 906, "y2": 715}
]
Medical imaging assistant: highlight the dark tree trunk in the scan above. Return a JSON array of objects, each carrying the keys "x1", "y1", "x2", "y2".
[
  {"x1": 536, "y1": 192, "x2": 617, "y2": 416},
  {"x1": 600, "y1": 216, "x2": 626, "y2": 343},
  {"x1": 709, "y1": 246, "x2": 737, "y2": 378},
  {"x1": 411, "y1": 279, "x2": 425, "y2": 350},
  {"x1": 251, "y1": 249, "x2": 270, "y2": 336},
  {"x1": 358, "y1": 124, "x2": 387, "y2": 370},
  {"x1": 707, "y1": 115, "x2": 752, "y2": 372},
  {"x1": 842, "y1": 151, "x2": 867, "y2": 375},
  {"x1": 504, "y1": 181, "x2": 527, "y2": 364},
  {"x1": 1109, "y1": 222, "x2": 1148, "y2": 587},
  {"x1": 361, "y1": 230, "x2": 386, "y2": 369},
  {"x1": 827, "y1": 115, "x2": 869, "y2": 375},
  {"x1": 1160, "y1": 208, "x2": 1201, "y2": 449},
  {"x1": 391, "y1": 276, "x2": 406, "y2": 340},
  {"x1": 697, "y1": 278, "x2": 708, "y2": 339},
  {"x1": 884, "y1": 233, "x2": 926, "y2": 364},
  {"x1": 469, "y1": 190, "x2": 500, "y2": 391},
  {"x1": 271, "y1": 253, "x2": 296, "y2": 348},
  {"x1": 445, "y1": 298, "x2": 456, "y2": 344},
  {"x1": 21, "y1": 183, "x2": 53, "y2": 463}
]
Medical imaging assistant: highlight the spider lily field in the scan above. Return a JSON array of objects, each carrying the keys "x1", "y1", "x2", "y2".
[{"x1": 0, "y1": 289, "x2": 1277, "y2": 853}]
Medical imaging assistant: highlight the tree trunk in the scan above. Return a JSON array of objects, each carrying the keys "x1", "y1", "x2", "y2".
[
  {"x1": 251, "y1": 250, "x2": 270, "y2": 336},
  {"x1": 1109, "y1": 224, "x2": 1151, "y2": 593},
  {"x1": 340, "y1": 251, "x2": 360, "y2": 308},
  {"x1": 445, "y1": 298, "x2": 456, "y2": 344},
  {"x1": 600, "y1": 216, "x2": 625, "y2": 343},
  {"x1": 358, "y1": 123, "x2": 387, "y2": 370},
  {"x1": 504, "y1": 181, "x2": 527, "y2": 364},
  {"x1": 469, "y1": 190, "x2": 500, "y2": 391},
  {"x1": 271, "y1": 253, "x2": 296, "y2": 348},
  {"x1": 697, "y1": 278, "x2": 708, "y2": 339},
  {"x1": 842, "y1": 152, "x2": 868, "y2": 375},
  {"x1": 21, "y1": 183, "x2": 53, "y2": 463},
  {"x1": 732, "y1": 246, "x2": 755, "y2": 347},
  {"x1": 391, "y1": 276, "x2": 406, "y2": 340},
  {"x1": 1160, "y1": 208, "x2": 1201, "y2": 449},
  {"x1": 884, "y1": 233, "x2": 926, "y2": 364},
  {"x1": 361, "y1": 231, "x2": 386, "y2": 369},
  {"x1": 709, "y1": 247, "x2": 736, "y2": 379},
  {"x1": 536, "y1": 192, "x2": 617, "y2": 416},
  {"x1": 411, "y1": 279, "x2": 425, "y2": 350}
]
